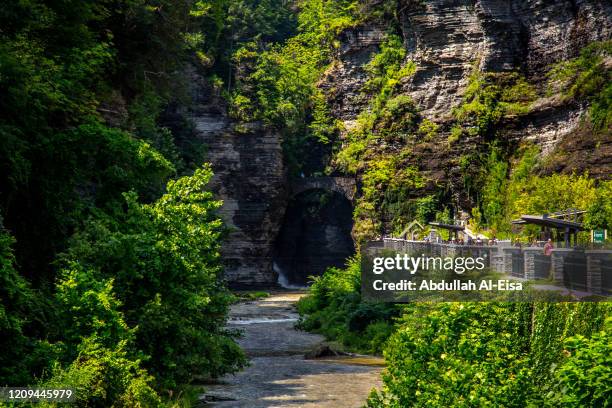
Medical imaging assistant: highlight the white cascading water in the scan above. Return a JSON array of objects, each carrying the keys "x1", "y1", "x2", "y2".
[{"x1": 274, "y1": 261, "x2": 307, "y2": 289}]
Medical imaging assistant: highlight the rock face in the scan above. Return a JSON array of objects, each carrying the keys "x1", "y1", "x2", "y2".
[
  {"x1": 397, "y1": 0, "x2": 611, "y2": 117},
  {"x1": 323, "y1": 0, "x2": 611, "y2": 207},
  {"x1": 189, "y1": 68, "x2": 288, "y2": 284},
  {"x1": 192, "y1": 1, "x2": 610, "y2": 284},
  {"x1": 321, "y1": 25, "x2": 387, "y2": 125}
]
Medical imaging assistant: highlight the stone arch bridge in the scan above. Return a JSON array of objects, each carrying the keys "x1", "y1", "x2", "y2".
[{"x1": 290, "y1": 177, "x2": 357, "y2": 202}]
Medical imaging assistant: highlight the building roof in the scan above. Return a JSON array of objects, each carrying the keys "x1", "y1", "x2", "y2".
[
  {"x1": 512, "y1": 215, "x2": 584, "y2": 231},
  {"x1": 428, "y1": 221, "x2": 465, "y2": 231},
  {"x1": 398, "y1": 220, "x2": 425, "y2": 238}
]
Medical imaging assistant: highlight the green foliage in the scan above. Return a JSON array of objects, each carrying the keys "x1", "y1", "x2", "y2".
[
  {"x1": 481, "y1": 147, "x2": 509, "y2": 231},
  {"x1": 297, "y1": 257, "x2": 399, "y2": 355},
  {"x1": 415, "y1": 195, "x2": 438, "y2": 224},
  {"x1": 338, "y1": 34, "x2": 417, "y2": 171},
  {"x1": 529, "y1": 303, "x2": 608, "y2": 388},
  {"x1": 547, "y1": 317, "x2": 612, "y2": 407},
  {"x1": 54, "y1": 264, "x2": 133, "y2": 360},
  {"x1": 60, "y1": 165, "x2": 246, "y2": 389},
  {"x1": 310, "y1": 89, "x2": 340, "y2": 144},
  {"x1": 229, "y1": 0, "x2": 358, "y2": 173},
  {"x1": 0, "y1": 0, "x2": 257, "y2": 404},
  {"x1": 585, "y1": 181, "x2": 612, "y2": 230},
  {"x1": 363, "y1": 35, "x2": 416, "y2": 118},
  {"x1": 367, "y1": 303, "x2": 610, "y2": 408},
  {"x1": 417, "y1": 119, "x2": 439, "y2": 141},
  {"x1": 0, "y1": 228, "x2": 51, "y2": 385},
  {"x1": 353, "y1": 157, "x2": 426, "y2": 242},
  {"x1": 335, "y1": 34, "x2": 416, "y2": 172},
  {"x1": 0, "y1": 0, "x2": 219, "y2": 280},
  {"x1": 44, "y1": 264, "x2": 161, "y2": 407},
  {"x1": 39, "y1": 338, "x2": 162, "y2": 408},
  {"x1": 368, "y1": 303, "x2": 534, "y2": 407},
  {"x1": 447, "y1": 125, "x2": 463, "y2": 144},
  {"x1": 453, "y1": 69, "x2": 536, "y2": 138},
  {"x1": 511, "y1": 173, "x2": 596, "y2": 218},
  {"x1": 548, "y1": 41, "x2": 612, "y2": 131},
  {"x1": 474, "y1": 144, "x2": 611, "y2": 238}
]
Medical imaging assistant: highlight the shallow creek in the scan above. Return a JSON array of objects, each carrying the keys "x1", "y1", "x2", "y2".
[{"x1": 201, "y1": 292, "x2": 383, "y2": 407}]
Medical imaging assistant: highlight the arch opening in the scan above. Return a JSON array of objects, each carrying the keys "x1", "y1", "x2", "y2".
[{"x1": 273, "y1": 189, "x2": 355, "y2": 287}]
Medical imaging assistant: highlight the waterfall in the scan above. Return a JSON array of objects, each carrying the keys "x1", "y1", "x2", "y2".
[{"x1": 274, "y1": 261, "x2": 307, "y2": 289}]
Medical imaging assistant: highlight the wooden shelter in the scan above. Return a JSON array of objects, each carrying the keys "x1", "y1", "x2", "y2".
[{"x1": 512, "y1": 211, "x2": 585, "y2": 248}]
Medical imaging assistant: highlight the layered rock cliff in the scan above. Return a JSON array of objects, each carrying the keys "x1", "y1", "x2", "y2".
[
  {"x1": 188, "y1": 69, "x2": 288, "y2": 285},
  {"x1": 326, "y1": 0, "x2": 611, "y2": 206},
  {"x1": 194, "y1": 0, "x2": 611, "y2": 284}
]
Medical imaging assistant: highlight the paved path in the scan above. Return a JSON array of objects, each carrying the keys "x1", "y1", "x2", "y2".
[{"x1": 201, "y1": 292, "x2": 383, "y2": 407}]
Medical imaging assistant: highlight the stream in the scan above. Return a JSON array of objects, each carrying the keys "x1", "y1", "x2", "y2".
[{"x1": 201, "y1": 292, "x2": 383, "y2": 407}]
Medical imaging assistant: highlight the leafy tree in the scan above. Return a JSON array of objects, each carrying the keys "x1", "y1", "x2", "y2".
[
  {"x1": 60, "y1": 165, "x2": 246, "y2": 388},
  {"x1": 585, "y1": 181, "x2": 612, "y2": 230},
  {"x1": 0, "y1": 0, "x2": 249, "y2": 403}
]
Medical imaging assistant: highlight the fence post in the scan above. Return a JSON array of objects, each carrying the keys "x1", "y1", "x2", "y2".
[
  {"x1": 550, "y1": 248, "x2": 573, "y2": 284},
  {"x1": 585, "y1": 250, "x2": 611, "y2": 295},
  {"x1": 523, "y1": 247, "x2": 540, "y2": 280}
]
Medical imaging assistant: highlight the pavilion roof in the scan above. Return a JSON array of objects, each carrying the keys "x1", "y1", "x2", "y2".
[
  {"x1": 428, "y1": 221, "x2": 465, "y2": 231},
  {"x1": 511, "y1": 215, "x2": 584, "y2": 231}
]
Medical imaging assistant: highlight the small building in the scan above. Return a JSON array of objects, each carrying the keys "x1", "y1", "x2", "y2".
[{"x1": 398, "y1": 220, "x2": 426, "y2": 240}]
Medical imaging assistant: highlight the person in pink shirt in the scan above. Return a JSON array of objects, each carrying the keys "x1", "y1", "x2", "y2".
[{"x1": 543, "y1": 239, "x2": 554, "y2": 256}]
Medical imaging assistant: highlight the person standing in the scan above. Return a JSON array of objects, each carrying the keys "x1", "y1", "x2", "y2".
[{"x1": 544, "y1": 239, "x2": 554, "y2": 256}]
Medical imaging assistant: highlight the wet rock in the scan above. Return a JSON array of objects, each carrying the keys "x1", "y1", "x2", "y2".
[{"x1": 304, "y1": 344, "x2": 350, "y2": 360}]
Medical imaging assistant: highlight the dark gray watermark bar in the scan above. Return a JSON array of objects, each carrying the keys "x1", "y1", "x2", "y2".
[{"x1": 361, "y1": 240, "x2": 611, "y2": 302}]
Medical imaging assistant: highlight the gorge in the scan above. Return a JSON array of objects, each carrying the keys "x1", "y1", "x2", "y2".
[{"x1": 1, "y1": 1, "x2": 609, "y2": 405}]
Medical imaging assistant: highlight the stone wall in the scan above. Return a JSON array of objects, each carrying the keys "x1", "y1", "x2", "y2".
[{"x1": 383, "y1": 239, "x2": 611, "y2": 295}]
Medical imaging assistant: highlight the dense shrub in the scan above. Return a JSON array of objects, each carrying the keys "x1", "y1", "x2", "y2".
[
  {"x1": 0, "y1": 228, "x2": 49, "y2": 385},
  {"x1": 59, "y1": 165, "x2": 246, "y2": 388},
  {"x1": 547, "y1": 317, "x2": 611, "y2": 407},
  {"x1": 366, "y1": 303, "x2": 610, "y2": 407},
  {"x1": 297, "y1": 257, "x2": 400, "y2": 354},
  {"x1": 367, "y1": 303, "x2": 534, "y2": 407},
  {"x1": 39, "y1": 338, "x2": 162, "y2": 408},
  {"x1": 1, "y1": 166, "x2": 245, "y2": 404}
]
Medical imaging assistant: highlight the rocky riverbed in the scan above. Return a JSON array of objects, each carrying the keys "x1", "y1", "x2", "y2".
[{"x1": 201, "y1": 292, "x2": 383, "y2": 407}]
